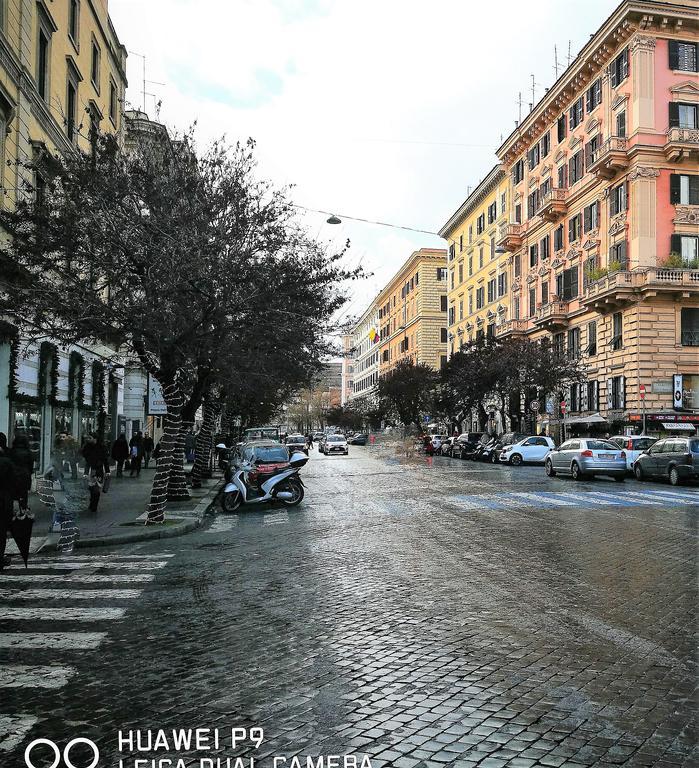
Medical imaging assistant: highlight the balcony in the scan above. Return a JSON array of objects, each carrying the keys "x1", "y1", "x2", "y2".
[
  {"x1": 583, "y1": 267, "x2": 699, "y2": 312},
  {"x1": 664, "y1": 127, "x2": 699, "y2": 162},
  {"x1": 538, "y1": 188, "x2": 568, "y2": 222},
  {"x1": 496, "y1": 223, "x2": 523, "y2": 253},
  {"x1": 533, "y1": 301, "x2": 571, "y2": 330},
  {"x1": 495, "y1": 319, "x2": 530, "y2": 338},
  {"x1": 587, "y1": 137, "x2": 629, "y2": 179}
]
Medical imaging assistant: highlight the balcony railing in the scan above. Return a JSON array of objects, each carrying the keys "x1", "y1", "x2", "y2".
[
  {"x1": 538, "y1": 188, "x2": 568, "y2": 222},
  {"x1": 533, "y1": 301, "x2": 570, "y2": 329},
  {"x1": 587, "y1": 136, "x2": 628, "y2": 179},
  {"x1": 665, "y1": 126, "x2": 699, "y2": 161},
  {"x1": 495, "y1": 319, "x2": 529, "y2": 337},
  {"x1": 496, "y1": 223, "x2": 524, "y2": 252},
  {"x1": 584, "y1": 267, "x2": 699, "y2": 310}
]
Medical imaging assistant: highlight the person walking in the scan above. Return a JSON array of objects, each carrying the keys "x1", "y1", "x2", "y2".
[
  {"x1": 111, "y1": 433, "x2": 129, "y2": 477},
  {"x1": 129, "y1": 431, "x2": 144, "y2": 477},
  {"x1": 10, "y1": 434, "x2": 34, "y2": 513},
  {"x1": 81, "y1": 434, "x2": 109, "y2": 513},
  {"x1": 143, "y1": 433, "x2": 154, "y2": 469},
  {"x1": 184, "y1": 430, "x2": 196, "y2": 463},
  {"x1": 0, "y1": 434, "x2": 15, "y2": 570}
]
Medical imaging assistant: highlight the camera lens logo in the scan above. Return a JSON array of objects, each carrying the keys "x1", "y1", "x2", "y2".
[{"x1": 25, "y1": 738, "x2": 99, "y2": 768}]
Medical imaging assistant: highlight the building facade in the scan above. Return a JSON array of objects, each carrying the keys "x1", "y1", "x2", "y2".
[
  {"x1": 376, "y1": 248, "x2": 448, "y2": 374},
  {"x1": 492, "y1": 0, "x2": 699, "y2": 436},
  {"x1": 340, "y1": 333, "x2": 353, "y2": 406},
  {"x1": 348, "y1": 302, "x2": 381, "y2": 405},
  {"x1": 0, "y1": 0, "x2": 128, "y2": 470},
  {"x1": 439, "y1": 166, "x2": 509, "y2": 355}
]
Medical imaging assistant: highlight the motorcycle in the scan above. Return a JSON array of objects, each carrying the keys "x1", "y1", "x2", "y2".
[
  {"x1": 221, "y1": 451, "x2": 308, "y2": 512},
  {"x1": 477, "y1": 437, "x2": 500, "y2": 462}
]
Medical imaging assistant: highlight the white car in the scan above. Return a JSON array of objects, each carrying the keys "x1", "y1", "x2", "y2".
[
  {"x1": 608, "y1": 435, "x2": 657, "y2": 470},
  {"x1": 500, "y1": 435, "x2": 556, "y2": 465},
  {"x1": 323, "y1": 434, "x2": 349, "y2": 455},
  {"x1": 430, "y1": 434, "x2": 448, "y2": 452}
]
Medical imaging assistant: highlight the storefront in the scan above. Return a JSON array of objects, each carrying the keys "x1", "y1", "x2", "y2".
[
  {"x1": 11, "y1": 403, "x2": 42, "y2": 467},
  {"x1": 628, "y1": 413, "x2": 699, "y2": 436}
]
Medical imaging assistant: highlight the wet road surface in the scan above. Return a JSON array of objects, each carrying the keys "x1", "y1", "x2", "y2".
[{"x1": 1, "y1": 444, "x2": 697, "y2": 767}]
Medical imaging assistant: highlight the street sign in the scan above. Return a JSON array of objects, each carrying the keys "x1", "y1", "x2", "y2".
[
  {"x1": 639, "y1": 384, "x2": 646, "y2": 400},
  {"x1": 529, "y1": 400, "x2": 540, "y2": 411},
  {"x1": 560, "y1": 400, "x2": 567, "y2": 415}
]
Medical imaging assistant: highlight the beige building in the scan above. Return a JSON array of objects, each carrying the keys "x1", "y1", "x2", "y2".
[{"x1": 376, "y1": 248, "x2": 448, "y2": 375}]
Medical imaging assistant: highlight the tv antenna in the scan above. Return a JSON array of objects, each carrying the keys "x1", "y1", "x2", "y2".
[{"x1": 128, "y1": 50, "x2": 166, "y2": 115}]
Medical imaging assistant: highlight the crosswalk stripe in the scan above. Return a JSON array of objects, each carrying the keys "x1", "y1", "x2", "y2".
[
  {"x1": 0, "y1": 665, "x2": 76, "y2": 689},
  {"x1": 4, "y1": 561, "x2": 168, "y2": 571},
  {"x1": 0, "y1": 589, "x2": 142, "y2": 601},
  {"x1": 0, "y1": 607, "x2": 126, "y2": 621},
  {"x1": 0, "y1": 574, "x2": 155, "y2": 583},
  {"x1": 539, "y1": 491, "x2": 609, "y2": 506},
  {"x1": 577, "y1": 492, "x2": 639, "y2": 506},
  {"x1": 511, "y1": 491, "x2": 577, "y2": 507},
  {"x1": 452, "y1": 495, "x2": 490, "y2": 510},
  {"x1": 0, "y1": 714, "x2": 38, "y2": 751},
  {"x1": 640, "y1": 489, "x2": 698, "y2": 502},
  {"x1": 36, "y1": 554, "x2": 174, "y2": 562},
  {"x1": 614, "y1": 492, "x2": 664, "y2": 505},
  {"x1": 0, "y1": 633, "x2": 106, "y2": 649}
]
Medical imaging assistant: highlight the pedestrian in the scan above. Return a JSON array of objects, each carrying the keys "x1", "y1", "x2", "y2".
[
  {"x1": 10, "y1": 434, "x2": 34, "y2": 513},
  {"x1": 184, "y1": 430, "x2": 196, "y2": 463},
  {"x1": 111, "y1": 433, "x2": 129, "y2": 477},
  {"x1": 0, "y1": 434, "x2": 15, "y2": 570},
  {"x1": 129, "y1": 431, "x2": 144, "y2": 476},
  {"x1": 81, "y1": 434, "x2": 109, "y2": 513},
  {"x1": 143, "y1": 432, "x2": 154, "y2": 468},
  {"x1": 152, "y1": 439, "x2": 162, "y2": 464}
]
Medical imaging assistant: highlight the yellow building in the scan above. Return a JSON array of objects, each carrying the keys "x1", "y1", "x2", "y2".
[
  {"x1": 438, "y1": 165, "x2": 510, "y2": 355},
  {"x1": 376, "y1": 247, "x2": 448, "y2": 375},
  {"x1": 0, "y1": 0, "x2": 128, "y2": 467}
]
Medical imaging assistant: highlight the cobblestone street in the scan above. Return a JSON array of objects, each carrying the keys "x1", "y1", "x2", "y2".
[{"x1": 1, "y1": 445, "x2": 697, "y2": 768}]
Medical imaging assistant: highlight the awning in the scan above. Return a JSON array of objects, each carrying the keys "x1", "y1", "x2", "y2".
[
  {"x1": 661, "y1": 422, "x2": 697, "y2": 432},
  {"x1": 564, "y1": 413, "x2": 607, "y2": 425}
]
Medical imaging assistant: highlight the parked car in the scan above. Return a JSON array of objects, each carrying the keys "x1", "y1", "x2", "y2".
[
  {"x1": 448, "y1": 432, "x2": 483, "y2": 459},
  {"x1": 490, "y1": 432, "x2": 528, "y2": 464},
  {"x1": 500, "y1": 435, "x2": 556, "y2": 465},
  {"x1": 323, "y1": 434, "x2": 349, "y2": 455},
  {"x1": 348, "y1": 433, "x2": 368, "y2": 446},
  {"x1": 633, "y1": 436, "x2": 699, "y2": 486},
  {"x1": 440, "y1": 436, "x2": 458, "y2": 456},
  {"x1": 608, "y1": 435, "x2": 657, "y2": 471},
  {"x1": 285, "y1": 434, "x2": 308, "y2": 456},
  {"x1": 545, "y1": 438, "x2": 627, "y2": 481},
  {"x1": 430, "y1": 434, "x2": 448, "y2": 453}
]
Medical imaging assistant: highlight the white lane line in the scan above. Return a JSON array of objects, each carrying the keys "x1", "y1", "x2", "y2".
[
  {"x1": 4, "y1": 561, "x2": 168, "y2": 570},
  {"x1": 511, "y1": 492, "x2": 577, "y2": 507},
  {"x1": 0, "y1": 665, "x2": 76, "y2": 689},
  {"x1": 0, "y1": 633, "x2": 106, "y2": 649},
  {"x1": 0, "y1": 588, "x2": 142, "y2": 600},
  {"x1": 0, "y1": 574, "x2": 155, "y2": 583},
  {"x1": 0, "y1": 607, "x2": 126, "y2": 621},
  {"x1": 36, "y1": 554, "x2": 174, "y2": 561},
  {"x1": 0, "y1": 715, "x2": 38, "y2": 751}
]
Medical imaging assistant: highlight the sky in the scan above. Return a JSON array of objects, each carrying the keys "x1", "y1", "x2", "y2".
[{"x1": 109, "y1": 0, "x2": 619, "y2": 332}]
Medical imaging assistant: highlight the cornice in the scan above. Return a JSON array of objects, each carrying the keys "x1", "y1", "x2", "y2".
[{"x1": 438, "y1": 164, "x2": 506, "y2": 237}]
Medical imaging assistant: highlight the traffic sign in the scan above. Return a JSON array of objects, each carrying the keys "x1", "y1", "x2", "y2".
[
  {"x1": 639, "y1": 384, "x2": 646, "y2": 401},
  {"x1": 560, "y1": 400, "x2": 567, "y2": 414},
  {"x1": 530, "y1": 400, "x2": 540, "y2": 411}
]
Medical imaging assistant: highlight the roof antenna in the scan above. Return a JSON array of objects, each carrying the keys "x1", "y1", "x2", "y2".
[{"x1": 554, "y1": 44, "x2": 560, "y2": 79}]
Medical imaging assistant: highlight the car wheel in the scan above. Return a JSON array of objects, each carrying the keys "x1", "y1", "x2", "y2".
[
  {"x1": 571, "y1": 461, "x2": 584, "y2": 481},
  {"x1": 510, "y1": 453, "x2": 523, "y2": 466},
  {"x1": 634, "y1": 463, "x2": 644, "y2": 481},
  {"x1": 614, "y1": 475, "x2": 625, "y2": 483},
  {"x1": 545, "y1": 459, "x2": 556, "y2": 477},
  {"x1": 669, "y1": 466, "x2": 681, "y2": 486}
]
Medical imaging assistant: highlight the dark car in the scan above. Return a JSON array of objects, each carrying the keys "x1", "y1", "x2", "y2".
[
  {"x1": 226, "y1": 440, "x2": 290, "y2": 482},
  {"x1": 285, "y1": 434, "x2": 308, "y2": 455},
  {"x1": 634, "y1": 436, "x2": 699, "y2": 486},
  {"x1": 490, "y1": 432, "x2": 528, "y2": 463},
  {"x1": 451, "y1": 432, "x2": 484, "y2": 459},
  {"x1": 349, "y1": 434, "x2": 368, "y2": 445}
]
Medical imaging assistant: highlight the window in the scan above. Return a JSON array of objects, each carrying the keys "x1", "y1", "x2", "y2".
[
  {"x1": 670, "y1": 174, "x2": 699, "y2": 206},
  {"x1": 458, "y1": 299, "x2": 463, "y2": 320},
  {"x1": 437, "y1": 268, "x2": 447, "y2": 281},
  {"x1": 501, "y1": 192, "x2": 506, "y2": 211},
  {"x1": 553, "y1": 332, "x2": 565, "y2": 356},
  {"x1": 487, "y1": 278, "x2": 496, "y2": 304},
  {"x1": 681, "y1": 308, "x2": 699, "y2": 346},
  {"x1": 553, "y1": 224, "x2": 564, "y2": 252},
  {"x1": 609, "y1": 375, "x2": 625, "y2": 410},
  {"x1": 541, "y1": 131, "x2": 551, "y2": 158},
  {"x1": 69, "y1": 0, "x2": 79, "y2": 43},
  {"x1": 415, "y1": 271, "x2": 419, "y2": 285},
  {"x1": 497, "y1": 272, "x2": 508, "y2": 297},
  {"x1": 529, "y1": 287, "x2": 536, "y2": 317},
  {"x1": 487, "y1": 323, "x2": 495, "y2": 339},
  {"x1": 587, "y1": 380, "x2": 599, "y2": 411},
  {"x1": 557, "y1": 163, "x2": 568, "y2": 190},
  {"x1": 557, "y1": 113, "x2": 567, "y2": 143},
  {"x1": 529, "y1": 243, "x2": 538, "y2": 268},
  {"x1": 556, "y1": 266, "x2": 579, "y2": 300},
  {"x1": 671, "y1": 234, "x2": 699, "y2": 265},
  {"x1": 609, "y1": 240, "x2": 628, "y2": 269},
  {"x1": 527, "y1": 188, "x2": 540, "y2": 218},
  {"x1": 468, "y1": 226, "x2": 473, "y2": 244},
  {"x1": 468, "y1": 255, "x2": 473, "y2": 276},
  {"x1": 67, "y1": 78, "x2": 77, "y2": 142},
  {"x1": 609, "y1": 48, "x2": 629, "y2": 87},
  {"x1": 669, "y1": 102, "x2": 698, "y2": 129},
  {"x1": 669, "y1": 40, "x2": 698, "y2": 72},
  {"x1": 583, "y1": 255, "x2": 598, "y2": 287},
  {"x1": 490, "y1": 236, "x2": 496, "y2": 260},
  {"x1": 610, "y1": 183, "x2": 627, "y2": 216},
  {"x1": 586, "y1": 79, "x2": 602, "y2": 112},
  {"x1": 586, "y1": 321, "x2": 597, "y2": 355},
  {"x1": 488, "y1": 201, "x2": 497, "y2": 224},
  {"x1": 109, "y1": 78, "x2": 118, "y2": 125},
  {"x1": 514, "y1": 253, "x2": 521, "y2": 278},
  {"x1": 468, "y1": 291, "x2": 473, "y2": 314},
  {"x1": 476, "y1": 213, "x2": 485, "y2": 234},
  {"x1": 610, "y1": 312, "x2": 623, "y2": 350},
  {"x1": 568, "y1": 213, "x2": 582, "y2": 243},
  {"x1": 541, "y1": 280, "x2": 548, "y2": 305},
  {"x1": 616, "y1": 110, "x2": 626, "y2": 138},
  {"x1": 440, "y1": 328, "x2": 448, "y2": 343},
  {"x1": 567, "y1": 327, "x2": 580, "y2": 359},
  {"x1": 91, "y1": 40, "x2": 100, "y2": 89},
  {"x1": 584, "y1": 134, "x2": 600, "y2": 168},
  {"x1": 458, "y1": 262, "x2": 463, "y2": 284},
  {"x1": 479, "y1": 248, "x2": 484, "y2": 269},
  {"x1": 450, "y1": 270, "x2": 455, "y2": 290},
  {"x1": 528, "y1": 143, "x2": 540, "y2": 171},
  {"x1": 569, "y1": 97, "x2": 584, "y2": 130},
  {"x1": 515, "y1": 203, "x2": 522, "y2": 224},
  {"x1": 448, "y1": 306, "x2": 455, "y2": 326},
  {"x1": 448, "y1": 243, "x2": 455, "y2": 262},
  {"x1": 569, "y1": 150, "x2": 584, "y2": 184},
  {"x1": 569, "y1": 383, "x2": 580, "y2": 412},
  {"x1": 476, "y1": 287, "x2": 484, "y2": 309},
  {"x1": 583, "y1": 201, "x2": 599, "y2": 233},
  {"x1": 513, "y1": 158, "x2": 525, "y2": 184},
  {"x1": 37, "y1": 26, "x2": 50, "y2": 100},
  {"x1": 440, "y1": 295, "x2": 448, "y2": 312},
  {"x1": 540, "y1": 234, "x2": 550, "y2": 260}
]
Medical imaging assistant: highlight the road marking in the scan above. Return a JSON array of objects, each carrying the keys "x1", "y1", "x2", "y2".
[
  {"x1": 0, "y1": 588, "x2": 142, "y2": 601},
  {"x1": 0, "y1": 715, "x2": 38, "y2": 751},
  {"x1": 572, "y1": 491, "x2": 638, "y2": 506},
  {"x1": 36, "y1": 554, "x2": 174, "y2": 561},
  {"x1": 0, "y1": 574, "x2": 155, "y2": 583},
  {"x1": 4, "y1": 561, "x2": 169, "y2": 571},
  {"x1": 263, "y1": 512, "x2": 289, "y2": 526},
  {"x1": 0, "y1": 632, "x2": 107, "y2": 649},
  {"x1": 0, "y1": 665, "x2": 76, "y2": 689},
  {"x1": 547, "y1": 491, "x2": 620, "y2": 506},
  {"x1": 0, "y1": 607, "x2": 126, "y2": 621},
  {"x1": 452, "y1": 495, "x2": 491, "y2": 510},
  {"x1": 511, "y1": 491, "x2": 577, "y2": 507},
  {"x1": 614, "y1": 491, "x2": 664, "y2": 505},
  {"x1": 640, "y1": 489, "x2": 699, "y2": 503},
  {"x1": 205, "y1": 516, "x2": 239, "y2": 532}
]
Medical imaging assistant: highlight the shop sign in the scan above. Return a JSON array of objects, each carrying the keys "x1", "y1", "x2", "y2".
[
  {"x1": 673, "y1": 374, "x2": 683, "y2": 410},
  {"x1": 147, "y1": 374, "x2": 167, "y2": 415},
  {"x1": 651, "y1": 380, "x2": 673, "y2": 394}
]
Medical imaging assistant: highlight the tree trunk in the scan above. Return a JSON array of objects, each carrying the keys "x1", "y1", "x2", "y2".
[
  {"x1": 167, "y1": 419, "x2": 192, "y2": 501},
  {"x1": 146, "y1": 380, "x2": 183, "y2": 524},
  {"x1": 191, "y1": 399, "x2": 217, "y2": 487}
]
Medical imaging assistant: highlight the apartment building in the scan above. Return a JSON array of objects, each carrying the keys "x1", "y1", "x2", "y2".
[
  {"x1": 340, "y1": 333, "x2": 353, "y2": 406},
  {"x1": 0, "y1": 0, "x2": 128, "y2": 470},
  {"x1": 493, "y1": 0, "x2": 698, "y2": 436},
  {"x1": 376, "y1": 248, "x2": 448, "y2": 374},
  {"x1": 348, "y1": 302, "x2": 381, "y2": 406},
  {"x1": 439, "y1": 166, "x2": 510, "y2": 355}
]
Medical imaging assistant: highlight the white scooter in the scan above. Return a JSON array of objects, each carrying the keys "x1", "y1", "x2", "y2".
[{"x1": 221, "y1": 451, "x2": 308, "y2": 512}]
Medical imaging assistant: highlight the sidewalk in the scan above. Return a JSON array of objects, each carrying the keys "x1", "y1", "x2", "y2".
[{"x1": 5, "y1": 463, "x2": 223, "y2": 555}]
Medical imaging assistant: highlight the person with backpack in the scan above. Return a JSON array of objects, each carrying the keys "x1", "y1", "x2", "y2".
[
  {"x1": 111, "y1": 433, "x2": 130, "y2": 477},
  {"x1": 129, "y1": 431, "x2": 144, "y2": 477}
]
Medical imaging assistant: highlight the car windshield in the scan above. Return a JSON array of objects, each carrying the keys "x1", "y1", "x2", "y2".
[
  {"x1": 287, "y1": 435, "x2": 305, "y2": 442},
  {"x1": 253, "y1": 446, "x2": 289, "y2": 463},
  {"x1": 586, "y1": 440, "x2": 618, "y2": 450},
  {"x1": 327, "y1": 436, "x2": 345, "y2": 443},
  {"x1": 690, "y1": 440, "x2": 699, "y2": 452}
]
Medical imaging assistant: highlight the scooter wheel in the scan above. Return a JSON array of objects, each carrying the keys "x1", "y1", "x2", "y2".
[
  {"x1": 222, "y1": 491, "x2": 242, "y2": 512},
  {"x1": 277, "y1": 479, "x2": 304, "y2": 507}
]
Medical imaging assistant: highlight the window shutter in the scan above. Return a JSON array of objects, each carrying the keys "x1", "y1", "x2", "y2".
[
  {"x1": 669, "y1": 40, "x2": 679, "y2": 70},
  {"x1": 669, "y1": 102, "x2": 680, "y2": 128},
  {"x1": 671, "y1": 233, "x2": 682, "y2": 255},
  {"x1": 619, "y1": 377, "x2": 625, "y2": 410},
  {"x1": 690, "y1": 175, "x2": 699, "y2": 205},
  {"x1": 556, "y1": 273, "x2": 563, "y2": 296},
  {"x1": 581, "y1": 382, "x2": 588, "y2": 412},
  {"x1": 584, "y1": 141, "x2": 592, "y2": 169},
  {"x1": 606, "y1": 378, "x2": 613, "y2": 410},
  {"x1": 618, "y1": 241, "x2": 628, "y2": 269},
  {"x1": 584, "y1": 205, "x2": 591, "y2": 232},
  {"x1": 568, "y1": 218, "x2": 574, "y2": 242},
  {"x1": 586, "y1": 87, "x2": 592, "y2": 113},
  {"x1": 670, "y1": 174, "x2": 681, "y2": 204},
  {"x1": 621, "y1": 48, "x2": 629, "y2": 80}
]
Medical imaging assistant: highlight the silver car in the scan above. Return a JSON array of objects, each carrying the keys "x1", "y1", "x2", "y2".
[{"x1": 545, "y1": 438, "x2": 627, "y2": 481}]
